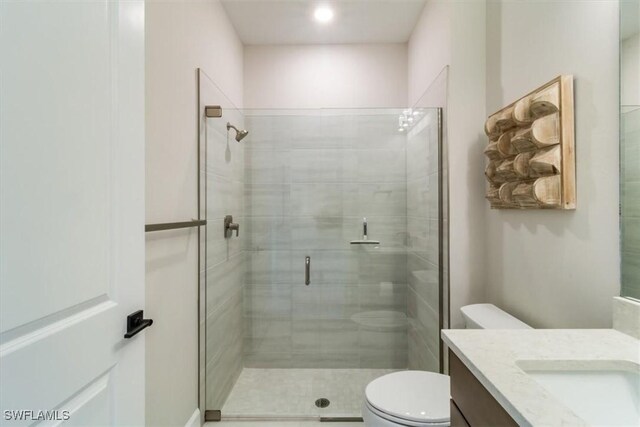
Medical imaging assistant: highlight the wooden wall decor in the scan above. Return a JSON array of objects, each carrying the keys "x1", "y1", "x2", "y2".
[{"x1": 484, "y1": 75, "x2": 575, "y2": 209}]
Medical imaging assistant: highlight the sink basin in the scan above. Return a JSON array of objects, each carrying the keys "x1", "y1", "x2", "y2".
[{"x1": 517, "y1": 360, "x2": 640, "y2": 426}]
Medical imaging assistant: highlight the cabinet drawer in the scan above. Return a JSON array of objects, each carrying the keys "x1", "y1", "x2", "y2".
[{"x1": 449, "y1": 350, "x2": 517, "y2": 427}]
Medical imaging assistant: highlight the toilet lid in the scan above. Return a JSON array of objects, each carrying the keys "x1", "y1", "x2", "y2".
[{"x1": 365, "y1": 371, "x2": 450, "y2": 424}]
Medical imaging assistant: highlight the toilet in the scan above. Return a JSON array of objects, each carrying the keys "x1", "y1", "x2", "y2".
[{"x1": 362, "y1": 304, "x2": 531, "y2": 426}]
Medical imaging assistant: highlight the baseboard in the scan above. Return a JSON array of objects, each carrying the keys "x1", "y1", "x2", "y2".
[{"x1": 185, "y1": 408, "x2": 201, "y2": 427}]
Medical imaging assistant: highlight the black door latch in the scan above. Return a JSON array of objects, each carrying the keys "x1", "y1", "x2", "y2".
[{"x1": 124, "y1": 310, "x2": 153, "y2": 338}]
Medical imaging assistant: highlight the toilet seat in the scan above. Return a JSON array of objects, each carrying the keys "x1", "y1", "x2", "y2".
[
  {"x1": 364, "y1": 371, "x2": 450, "y2": 426},
  {"x1": 364, "y1": 399, "x2": 448, "y2": 426}
]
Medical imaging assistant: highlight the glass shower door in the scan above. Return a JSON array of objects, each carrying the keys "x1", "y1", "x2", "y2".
[
  {"x1": 201, "y1": 104, "x2": 445, "y2": 420},
  {"x1": 220, "y1": 108, "x2": 441, "y2": 419},
  {"x1": 242, "y1": 110, "x2": 410, "y2": 370}
]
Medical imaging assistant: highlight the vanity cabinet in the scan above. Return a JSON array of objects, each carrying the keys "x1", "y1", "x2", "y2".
[
  {"x1": 450, "y1": 400, "x2": 470, "y2": 427},
  {"x1": 449, "y1": 350, "x2": 518, "y2": 427}
]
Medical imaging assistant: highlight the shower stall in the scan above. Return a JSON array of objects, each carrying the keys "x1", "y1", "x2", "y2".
[{"x1": 198, "y1": 69, "x2": 448, "y2": 421}]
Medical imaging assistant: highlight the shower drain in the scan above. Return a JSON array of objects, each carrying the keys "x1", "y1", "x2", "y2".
[{"x1": 315, "y1": 398, "x2": 330, "y2": 408}]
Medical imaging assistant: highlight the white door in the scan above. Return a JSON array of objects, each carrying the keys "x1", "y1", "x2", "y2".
[{"x1": 0, "y1": 1, "x2": 145, "y2": 426}]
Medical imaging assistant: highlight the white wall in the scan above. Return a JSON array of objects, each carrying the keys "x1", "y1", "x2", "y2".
[
  {"x1": 244, "y1": 44, "x2": 407, "y2": 108},
  {"x1": 145, "y1": 1, "x2": 243, "y2": 425},
  {"x1": 484, "y1": 1, "x2": 620, "y2": 328},
  {"x1": 408, "y1": 0, "x2": 488, "y2": 328},
  {"x1": 408, "y1": 0, "x2": 450, "y2": 107},
  {"x1": 621, "y1": 0, "x2": 640, "y2": 107}
]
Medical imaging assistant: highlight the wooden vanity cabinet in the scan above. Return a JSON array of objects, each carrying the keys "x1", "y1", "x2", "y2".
[
  {"x1": 450, "y1": 400, "x2": 470, "y2": 427},
  {"x1": 449, "y1": 350, "x2": 518, "y2": 427}
]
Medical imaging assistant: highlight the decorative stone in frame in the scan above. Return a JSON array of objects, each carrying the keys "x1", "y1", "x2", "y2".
[{"x1": 483, "y1": 75, "x2": 575, "y2": 210}]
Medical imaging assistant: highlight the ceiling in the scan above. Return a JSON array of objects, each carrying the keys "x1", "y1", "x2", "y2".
[{"x1": 221, "y1": 0, "x2": 427, "y2": 45}]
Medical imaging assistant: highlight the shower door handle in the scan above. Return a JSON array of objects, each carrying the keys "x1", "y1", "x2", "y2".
[{"x1": 305, "y1": 256, "x2": 310, "y2": 286}]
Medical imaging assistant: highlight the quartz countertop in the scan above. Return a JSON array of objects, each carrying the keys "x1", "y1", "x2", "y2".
[{"x1": 441, "y1": 329, "x2": 640, "y2": 426}]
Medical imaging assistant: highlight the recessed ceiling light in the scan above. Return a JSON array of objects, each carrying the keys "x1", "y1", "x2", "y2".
[{"x1": 314, "y1": 6, "x2": 334, "y2": 24}]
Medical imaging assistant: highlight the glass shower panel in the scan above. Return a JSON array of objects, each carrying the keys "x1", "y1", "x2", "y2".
[
  {"x1": 406, "y1": 109, "x2": 442, "y2": 372},
  {"x1": 621, "y1": 107, "x2": 640, "y2": 299},
  {"x1": 199, "y1": 69, "x2": 246, "y2": 412}
]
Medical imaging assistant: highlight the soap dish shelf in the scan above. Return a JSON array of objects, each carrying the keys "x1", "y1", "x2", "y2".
[
  {"x1": 350, "y1": 239, "x2": 380, "y2": 245},
  {"x1": 350, "y1": 218, "x2": 380, "y2": 245}
]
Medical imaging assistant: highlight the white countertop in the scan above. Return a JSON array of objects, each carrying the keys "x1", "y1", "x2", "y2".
[{"x1": 442, "y1": 329, "x2": 640, "y2": 426}]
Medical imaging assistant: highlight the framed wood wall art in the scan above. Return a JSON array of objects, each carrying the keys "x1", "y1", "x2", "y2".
[{"x1": 484, "y1": 75, "x2": 575, "y2": 210}]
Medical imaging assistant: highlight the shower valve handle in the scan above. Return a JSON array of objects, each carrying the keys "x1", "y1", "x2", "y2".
[
  {"x1": 229, "y1": 222, "x2": 239, "y2": 237},
  {"x1": 224, "y1": 215, "x2": 240, "y2": 238}
]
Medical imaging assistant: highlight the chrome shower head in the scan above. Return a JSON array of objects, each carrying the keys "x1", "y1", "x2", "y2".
[
  {"x1": 236, "y1": 129, "x2": 249, "y2": 142},
  {"x1": 227, "y1": 122, "x2": 249, "y2": 142}
]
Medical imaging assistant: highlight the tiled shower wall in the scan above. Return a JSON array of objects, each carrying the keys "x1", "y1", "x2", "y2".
[
  {"x1": 406, "y1": 110, "x2": 441, "y2": 372},
  {"x1": 205, "y1": 105, "x2": 246, "y2": 409},
  {"x1": 243, "y1": 111, "x2": 410, "y2": 369},
  {"x1": 622, "y1": 107, "x2": 640, "y2": 299}
]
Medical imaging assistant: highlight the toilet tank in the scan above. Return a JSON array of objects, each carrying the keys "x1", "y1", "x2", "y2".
[{"x1": 461, "y1": 304, "x2": 532, "y2": 329}]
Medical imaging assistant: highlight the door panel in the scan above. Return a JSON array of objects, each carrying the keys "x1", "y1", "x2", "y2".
[
  {"x1": 0, "y1": 1, "x2": 145, "y2": 425},
  {"x1": 0, "y1": 1, "x2": 113, "y2": 334},
  {"x1": 0, "y1": 302, "x2": 118, "y2": 421}
]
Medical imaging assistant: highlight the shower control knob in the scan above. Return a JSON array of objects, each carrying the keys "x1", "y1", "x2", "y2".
[
  {"x1": 224, "y1": 215, "x2": 240, "y2": 238},
  {"x1": 229, "y1": 222, "x2": 239, "y2": 237}
]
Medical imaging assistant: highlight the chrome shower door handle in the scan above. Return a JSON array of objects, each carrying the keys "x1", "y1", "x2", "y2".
[{"x1": 305, "y1": 256, "x2": 310, "y2": 286}]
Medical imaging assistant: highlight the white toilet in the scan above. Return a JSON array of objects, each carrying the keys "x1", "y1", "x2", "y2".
[{"x1": 362, "y1": 304, "x2": 531, "y2": 426}]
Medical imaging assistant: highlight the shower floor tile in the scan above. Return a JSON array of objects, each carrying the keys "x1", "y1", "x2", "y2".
[{"x1": 221, "y1": 368, "x2": 397, "y2": 419}]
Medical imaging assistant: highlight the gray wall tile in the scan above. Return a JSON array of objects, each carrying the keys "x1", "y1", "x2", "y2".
[{"x1": 236, "y1": 110, "x2": 442, "y2": 371}]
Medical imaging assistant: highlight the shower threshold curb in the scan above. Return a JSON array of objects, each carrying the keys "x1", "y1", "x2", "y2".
[{"x1": 219, "y1": 415, "x2": 364, "y2": 423}]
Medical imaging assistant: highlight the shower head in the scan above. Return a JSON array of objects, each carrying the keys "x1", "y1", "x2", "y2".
[{"x1": 226, "y1": 122, "x2": 249, "y2": 142}]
